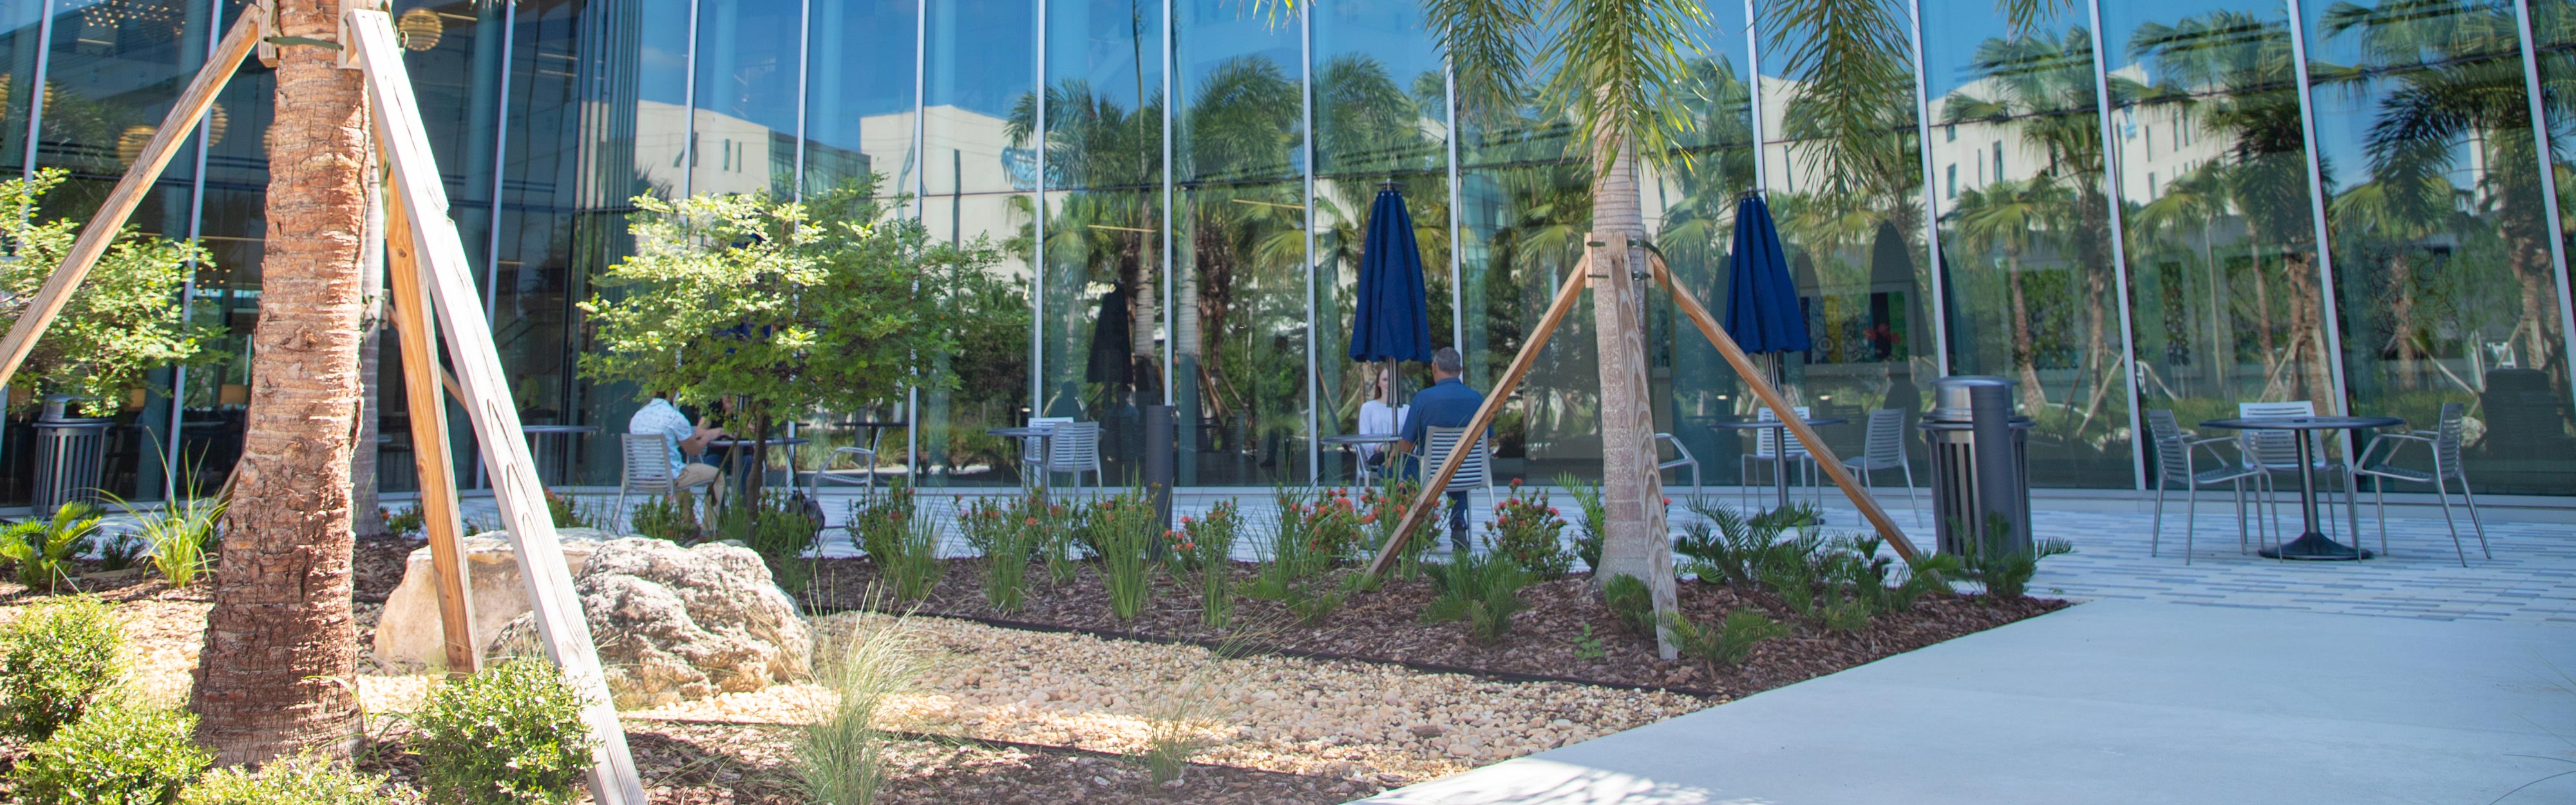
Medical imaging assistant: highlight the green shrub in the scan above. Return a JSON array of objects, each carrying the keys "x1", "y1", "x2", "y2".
[
  {"x1": 1955, "y1": 514, "x2": 2072, "y2": 600},
  {"x1": 881, "y1": 518, "x2": 945, "y2": 603},
  {"x1": 1, "y1": 503, "x2": 103, "y2": 592},
  {"x1": 1423, "y1": 546, "x2": 1532, "y2": 643},
  {"x1": 958, "y1": 495, "x2": 1046, "y2": 612},
  {"x1": 1247, "y1": 491, "x2": 1347, "y2": 623},
  {"x1": 180, "y1": 750, "x2": 390, "y2": 805},
  {"x1": 131, "y1": 493, "x2": 222, "y2": 588},
  {"x1": 627, "y1": 496, "x2": 697, "y2": 543},
  {"x1": 1488, "y1": 482, "x2": 1573, "y2": 580},
  {"x1": 8, "y1": 705, "x2": 210, "y2": 805},
  {"x1": 1676, "y1": 503, "x2": 1821, "y2": 587},
  {"x1": 1667, "y1": 609, "x2": 1788, "y2": 668},
  {"x1": 1602, "y1": 573, "x2": 1655, "y2": 636},
  {"x1": 381, "y1": 504, "x2": 426, "y2": 538},
  {"x1": 848, "y1": 480, "x2": 916, "y2": 562},
  {"x1": 714, "y1": 491, "x2": 825, "y2": 592},
  {"x1": 797, "y1": 614, "x2": 926, "y2": 805},
  {"x1": 412, "y1": 659, "x2": 594, "y2": 805},
  {"x1": 543, "y1": 489, "x2": 599, "y2": 530},
  {"x1": 0, "y1": 596, "x2": 125, "y2": 741},
  {"x1": 1357, "y1": 479, "x2": 1435, "y2": 582},
  {"x1": 1178, "y1": 502, "x2": 1243, "y2": 629}
]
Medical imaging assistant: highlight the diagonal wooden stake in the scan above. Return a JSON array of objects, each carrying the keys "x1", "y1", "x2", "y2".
[
  {"x1": 381, "y1": 166, "x2": 478, "y2": 678},
  {"x1": 347, "y1": 10, "x2": 644, "y2": 802},
  {"x1": 1648, "y1": 251, "x2": 1918, "y2": 561},
  {"x1": 0, "y1": 12, "x2": 258, "y2": 388},
  {"x1": 1365, "y1": 261, "x2": 1590, "y2": 578}
]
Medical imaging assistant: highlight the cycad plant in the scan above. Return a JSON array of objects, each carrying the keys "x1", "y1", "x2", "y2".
[{"x1": 1, "y1": 504, "x2": 102, "y2": 592}]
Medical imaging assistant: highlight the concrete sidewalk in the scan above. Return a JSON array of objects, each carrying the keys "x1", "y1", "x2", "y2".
[{"x1": 1354, "y1": 600, "x2": 2576, "y2": 804}]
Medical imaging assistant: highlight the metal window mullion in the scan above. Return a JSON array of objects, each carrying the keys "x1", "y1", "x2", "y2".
[
  {"x1": 1300, "y1": 0, "x2": 1318, "y2": 487},
  {"x1": 484, "y1": 0, "x2": 517, "y2": 327},
  {"x1": 169, "y1": 0, "x2": 222, "y2": 500},
  {"x1": 1444, "y1": 55, "x2": 1463, "y2": 352},
  {"x1": 20, "y1": 0, "x2": 52, "y2": 182},
  {"x1": 907, "y1": 0, "x2": 927, "y2": 480},
  {"x1": 1032, "y1": 0, "x2": 1048, "y2": 417},
  {"x1": 1903, "y1": 0, "x2": 1951, "y2": 383},
  {"x1": 2282, "y1": 0, "x2": 2353, "y2": 422},
  {"x1": 1744, "y1": 0, "x2": 1765, "y2": 193},
  {"x1": 793, "y1": 0, "x2": 810, "y2": 201},
  {"x1": 2514, "y1": 0, "x2": 2576, "y2": 413},
  {"x1": 2085, "y1": 0, "x2": 2148, "y2": 491},
  {"x1": 1160, "y1": 0, "x2": 1174, "y2": 412},
  {"x1": 683, "y1": 0, "x2": 701, "y2": 198}
]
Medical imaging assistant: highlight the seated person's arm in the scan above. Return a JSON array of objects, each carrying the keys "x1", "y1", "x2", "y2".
[
  {"x1": 1394, "y1": 408, "x2": 1423, "y2": 457},
  {"x1": 679, "y1": 417, "x2": 725, "y2": 457}
]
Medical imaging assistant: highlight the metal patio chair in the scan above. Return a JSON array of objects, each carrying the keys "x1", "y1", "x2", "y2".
[
  {"x1": 1839, "y1": 408, "x2": 1923, "y2": 527},
  {"x1": 2353, "y1": 402, "x2": 2492, "y2": 566},
  {"x1": 2147, "y1": 410, "x2": 2271, "y2": 562},
  {"x1": 1654, "y1": 433, "x2": 1701, "y2": 506}
]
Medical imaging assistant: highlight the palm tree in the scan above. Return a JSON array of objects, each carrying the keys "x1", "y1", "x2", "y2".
[
  {"x1": 193, "y1": 0, "x2": 369, "y2": 764},
  {"x1": 1948, "y1": 176, "x2": 2074, "y2": 413}
]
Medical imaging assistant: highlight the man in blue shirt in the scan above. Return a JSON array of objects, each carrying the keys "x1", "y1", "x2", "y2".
[{"x1": 1393, "y1": 347, "x2": 1486, "y2": 551}]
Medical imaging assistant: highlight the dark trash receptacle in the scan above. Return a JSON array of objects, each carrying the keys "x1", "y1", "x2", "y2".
[
  {"x1": 1922, "y1": 376, "x2": 2032, "y2": 557},
  {"x1": 33, "y1": 396, "x2": 112, "y2": 513}
]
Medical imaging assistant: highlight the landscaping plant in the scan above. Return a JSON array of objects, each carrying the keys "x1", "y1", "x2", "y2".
[
  {"x1": 1667, "y1": 609, "x2": 1789, "y2": 668},
  {"x1": 627, "y1": 496, "x2": 697, "y2": 543},
  {"x1": 1249, "y1": 490, "x2": 1350, "y2": 623},
  {"x1": 960, "y1": 494, "x2": 1046, "y2": 612},
  {"x1": 1177, "y1": 501, "x2": 1243, "y2": 628},
  {"x1": 544, "y1": 488, "x2": 602, "y2": 530},
  {"x1": 1, "y1": 503, "x2": 104, "y2": 592},
  {"x1": 179, "y1": 750, "x2": 391, "y2": 805},
  {"x1": 1956, "y1": 515, "x2": 2074, "y2": 600},
  {"x1": 0, "y1": 596, "x2": 124, "y2": 742},
  {"x1": 7, "y1": 705, "x2": 210, "y2": 805},
  {"x1": 381, "y1": 504, "x2": 425, "y2": 538},
  {"x1": 714, "y1": 490, "x2": 826, "y2": 592},
  {"x1": 849, "y1": 479, "x2": 918, "y2": 561},
  {"x1": 1678, "y1": 502, "x2": 1823, "y2": 587},
  {"x1": 1488, "y1": 480, "x2": 1573, "y2": 579},
  {"x1": 1358, "y1": 478, "x2": 1435, "y2": 580},
  {"x1": 1088, "y1": 488, "x2": 1163, "y2": 620},
  {"x1": 98, "y1": 533, "x2": 144, "y2": 572},
  {"x1": 1135, "y1": 638, "x2": 1245, "y2": 784},
  {"x1": 798, "y1": 612, "x2": 928, "y2": 805},
  {"x1": 1423, "y1": 544, "x2": 1534, "y2": 644},
  {"x1": 1555, "y1": 473, "x2": 1607, "y2": 571},
  {"x1": 0, "y1": 168, "x2": 209, "y2": 417},
  {"x1": 412, "y1": 658, "x2": 595, "y2": 805},
  {"x1": 1603, "y1": 573, "x2": 1656, "y2": 636},
  {"x1": 884, "y1": 518, "x2": 946, "y2": 602}
]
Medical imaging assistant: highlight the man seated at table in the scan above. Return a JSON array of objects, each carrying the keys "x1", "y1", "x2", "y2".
[
  {"x1": 1391, "y1": 347, "x2": 1486, "y2": 552},
  {"x1": 629, "y1": 392, "x2": 726, "y2": 522}
]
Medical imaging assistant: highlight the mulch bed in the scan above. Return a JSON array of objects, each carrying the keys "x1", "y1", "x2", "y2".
[
  {"x1": 356, "y1": 720, "x2": 1381, "y2": 804},
  {"x1": 802, "y1": 558, "x2": 2068, "y2": 697}
]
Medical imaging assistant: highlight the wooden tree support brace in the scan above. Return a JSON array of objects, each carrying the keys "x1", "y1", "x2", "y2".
[
  {"x1": 1647, "y1": 252, "x2": 1920, "y2": 562},
  {"x1": 346, "y1": 10, "x2": 645, "y2": 802},
  {"x1": 382, "y1": 167, "x2": 478, "y2": 678}
]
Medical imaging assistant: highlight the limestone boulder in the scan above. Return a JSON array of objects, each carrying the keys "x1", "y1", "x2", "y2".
[
  {"x1": 493, "y1": 538, "x2": 810, "y2": 708},
  {"x1": 371, "y1": 527, "x2": 614, "y2": 671}
]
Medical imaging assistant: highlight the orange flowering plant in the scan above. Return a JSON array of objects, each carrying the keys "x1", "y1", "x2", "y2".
[{"x1": 1488, "y1": 478, "x2": 1573, "y2": 580}]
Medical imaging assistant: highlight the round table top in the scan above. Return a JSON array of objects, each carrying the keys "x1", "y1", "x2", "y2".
[
  {"x1": 520, "y1": 424, "x2": 598, "y2": 434},
  {"x1": 1705, "y1": 416, "x2": 1850, "y2": 430},
  {"x1": 826, "y1": 421, "x2": 908, "y2": 429},
  {"x1": 1321, "y1": 433, "x2": 1401, "y2": 445},
  {"x1": 985, "y1": 426, "x2": 1058, "y2": 437},
  {"x1": 2199, "y1": 415, "x2": 2404, "y2": 431},
  {"x1": 706, "y1": 436, "x2": 811, "y2": 447}
]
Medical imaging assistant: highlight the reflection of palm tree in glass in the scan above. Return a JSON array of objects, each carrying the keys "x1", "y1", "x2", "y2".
[
  {"x1": 1655, "y1": 56, "x2": 1757, "y2": 273},
  {"x1": 2128, "y1": 160, "x2": 2230, "y2": 395},
  {"x1": 1008, "y1": 79, "x2": 1164, "y2": 413},
  {"x1": 2125, "y1": 10, "x2": 2337, "y2": 405},
  {"x1": 1181, "y1": 57, "x2": 1300, "y2": 435},
  {"x1": 1306, "y1": 56, "x2": 1451, "y2": 424},
  {"x1": 1944, "y1": 26, "x2": 2122, "y2": 435},
  {"x1": 2322, "y1": 0, "x2": 2566, "y2": 390}
]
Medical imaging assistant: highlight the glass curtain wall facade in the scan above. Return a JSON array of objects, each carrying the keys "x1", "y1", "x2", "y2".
[{"x1": 5, "y1": 0, "x2": 2574, "y2": 504}]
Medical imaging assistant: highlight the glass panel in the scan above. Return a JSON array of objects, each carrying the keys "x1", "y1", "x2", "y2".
[
  {"x1": 176, "y1": 0, "x2": 272, "y2": 498},
  {"x1": 925, "y1": 0, "x2": 1034, "y2": 196},
  {"x1": 911, "y1": 190, "x2": 1033, "y2": 486},
  {"x1": 804, "y1": 0, "x2": 914, "y2": 198},
  {"x1": 611, "y1": 0, "x2": 692, "y2": 198},
  {"x1": 1653, "y1": 8, "x2": 1758, "y2": 488},
  {"x1": 0, "y1": 0, "x2": 41, "y2": 172},
  {"x1": 1173, "y1": 0, "x2": 1301, "y2": 485},
  {"x1": 2307, "y1": 0, "x2": 2574, "y2": 495},
  {"x1": 1757, "y1": 0, "x2": 1935, "y2": 481},
  {"x1": 1923, "y1": 0, "x2": 2133, "y2": 486},
  {"x1": 691, "y1": 0, "x2": 799, "y2": 196},
  {"x1": 2105, "y1": 0, "x2": 2338, "y2": 450},
  {"x1": 1312, "y1": 0, "x2": 1450, "y2": 486},
  {"x1": 494, "y1": 0, "x2": 598, "y2": 482}
]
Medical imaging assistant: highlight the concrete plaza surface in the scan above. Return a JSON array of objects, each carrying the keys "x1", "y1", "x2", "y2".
[{"x1": 1352, "y1": 600, "x2": 2576, "y2": 804}]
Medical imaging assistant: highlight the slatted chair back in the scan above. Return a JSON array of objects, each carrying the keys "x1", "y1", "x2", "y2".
[
  {"x1": 1023, "y1": 416, "x2": 1073, "y2": 464},
  {"x1": 1045, "y1": 421, "x2": 1103, "y2": 473},
  {"x1": 2237, "y1": 400, "x2": 2316, "y2": 468},
  {"x1": 1755, "y1": 405, "x2": 1814, "y2": 459},
  {"x1": 621, "y1": 433, "x2": 676, "y2": 494},
  {"x1": 2432, "y1": 402, "x2": 2468, "y2": 479},
  {"x1": 2146, "y1": 409, "x2": 2193, "y2": 484},
  {"x1": 1420, "y1": 425, "x2": 1491, "y2": 493},
  {"x1": 1861, "y1": 408, "x2": 1906, "y2": 464}
]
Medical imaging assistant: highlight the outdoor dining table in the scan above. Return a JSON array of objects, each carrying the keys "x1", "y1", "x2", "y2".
[
  {"x1": 1707, "y1": 415, "x2": 1848, "y2": 517},
  {"x1": 706, "y1": 436, "x2": 811, "y2": 500},
  {"x1": 2199, "y1": 415, "x2": 2403, "y2": 561},
  {"x1": 986, "y1": 426, "x2": 1058, "y2": 489},
  {"x1": 1320, "y1": 433, "x2": 1401, "y2": 484}
]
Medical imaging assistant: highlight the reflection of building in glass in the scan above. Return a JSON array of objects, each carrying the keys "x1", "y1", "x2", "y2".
[{"x1": 3, "y1": 0, "x2": 2572, "y2": 505}]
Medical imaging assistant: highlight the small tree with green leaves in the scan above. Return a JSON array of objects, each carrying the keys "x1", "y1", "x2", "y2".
[
  {"x1": 578, "y1": 177, "x2": 999, "y2": 498},
  {"x1": 0, "y1": 169, "x2": 211, "y2": 415}
]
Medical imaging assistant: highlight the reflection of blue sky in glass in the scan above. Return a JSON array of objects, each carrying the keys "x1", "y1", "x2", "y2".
[
  {"x1": 1316, "y1": 1, "x2": 1441, "y2": 99},
  {"x1": 696, "y1": 0, "x2": 801, "y2": 134},
  {"x1": 638, "y1": 0, "x2": 692, "y2": 106},
  {"x1": 2298, "y1": 0, "x2": 2506, "y2": 194},
  {"x1": 1048, "y1": 0, "x2": 1160, "y2": 114},
  {"x1": 1175, "y1": 0, "x2": 1301, "y2": 179},
  {"x1": 929, "y1": 0, "x2": 1037, "y2": 117},
  {"x1": 806, "y1": 0, "x2": 916, "y2": 165},
  {"x1": 2098, "y1": 0, "x2": 2288, "y2": 75}
]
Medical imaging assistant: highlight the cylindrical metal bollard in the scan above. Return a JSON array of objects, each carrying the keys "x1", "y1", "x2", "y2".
[
  {"x1": 1921, "y1": 377, "x2": 2033, "y2": 557},
  {"x1": 32, "y1": 396, "x2": 113, "y2": 513}
]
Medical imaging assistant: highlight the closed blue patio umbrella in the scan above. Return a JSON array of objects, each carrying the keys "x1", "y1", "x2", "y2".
[
  {"x1": 1349, "y1": 184, "x2": 1434, "y2": 370},
  {"x1": 1724, "y1": 193, "x2": 1811, "y2": 372}
]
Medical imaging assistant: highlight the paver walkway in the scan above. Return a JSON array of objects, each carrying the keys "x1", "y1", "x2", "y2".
[{"x1": 1351, "y1": 600, "x2": 2576, "y2": 805}]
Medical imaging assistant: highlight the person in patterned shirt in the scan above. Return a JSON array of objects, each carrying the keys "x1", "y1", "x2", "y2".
[{"x1": 629, "y1": 392, "x2": 726, "y2": 522}]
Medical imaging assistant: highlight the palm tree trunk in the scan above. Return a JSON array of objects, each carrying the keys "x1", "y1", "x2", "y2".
[
  {"x1": 1584, "y1": 136, "x2": 1675, "y2": 660},
  {"x1": 2006, "y1": 259, "x2": 2047, "y2": 412},
  {"x1": 193, "y1": 0, "x2": 370, "y2": 764}
]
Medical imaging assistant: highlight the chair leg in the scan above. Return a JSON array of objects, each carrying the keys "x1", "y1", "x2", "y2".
[
  {"x1": 1901, "y1": 459, "x2": 1923, "y2": 528},
  {"x1": 615, "y1": 489, "x2": 630, "y2": 533},
  {"x1": 2233, "y1": 479, "x2": 2249, "y2": 553},
  {"x1": 2432, "y1": 474, "x2": 2467, "y2": 567},
  {"x1": 2455, "y1": 473, "x2": 2492, "y2": 560},
  {"x1": 2150, "y1": 479, "x2": 2167, "y2": 556},
  {"x1": 2183, "y1": 482, "x2": 2199, "y2": 565}
]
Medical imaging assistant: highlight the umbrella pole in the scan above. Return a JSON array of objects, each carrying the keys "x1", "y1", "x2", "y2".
[{"x1": 1649, "y1": 252, "x2": 1920, "y2": 562}]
